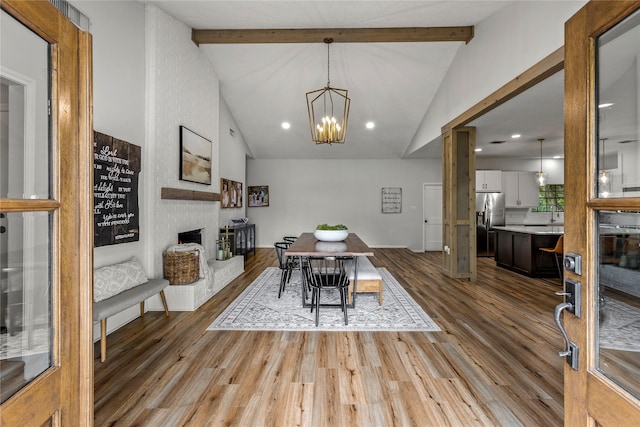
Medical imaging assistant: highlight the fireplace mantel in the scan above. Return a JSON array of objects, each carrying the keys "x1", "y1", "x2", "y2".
[{"x1": 161, "y1": 187, "x2": 221, "y2": 202}]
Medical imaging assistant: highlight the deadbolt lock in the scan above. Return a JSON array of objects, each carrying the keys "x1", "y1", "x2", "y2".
[{"x1": 563, "y1": 253, "x2": 582, "y2": 275}]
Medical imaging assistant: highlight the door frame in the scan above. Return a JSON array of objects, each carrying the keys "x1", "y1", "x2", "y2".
[
  {"x1": 564, "y1": 1, "x2": 640, "y2": 425},
  {"x1": 0, "y1": 0, "x2": 93, "y2": 425},
  {"x1": 440, "y1": 48, "x2": 563, "y2": 280}
]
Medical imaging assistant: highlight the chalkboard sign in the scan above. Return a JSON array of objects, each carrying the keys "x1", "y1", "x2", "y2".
[
  {"x1": 382, "y1": 187, "x2": 402, "y2": 213},
  {"x1": 93, "y1": 131, "x2": 141, "y2": 247}
]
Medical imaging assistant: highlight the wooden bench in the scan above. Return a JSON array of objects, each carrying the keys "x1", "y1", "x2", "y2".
[
  {"x1": 93, "y1": 258, "x2": 170, "y2": 362},
  {"x1": 348, "y1": 256, "x2": 382, "y2": 304}
]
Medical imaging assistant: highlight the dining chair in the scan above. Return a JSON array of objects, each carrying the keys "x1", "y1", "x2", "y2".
[
  {"x1": 274, "y1": 242, "x2": 295, "y2": 298},
  {"x1": 304, "y1": 256, "x2": 354, "y2": 326},
  {"x1": 538, "y1": 235, "x2": 564, "y2": 280},
  {"x1": 283, "y1": 236, "x2": 298, "y2": 244}
]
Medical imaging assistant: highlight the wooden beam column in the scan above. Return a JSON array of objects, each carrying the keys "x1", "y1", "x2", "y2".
[{"x1": 442, "y1": 126, "x2": 476, "y2": 281}]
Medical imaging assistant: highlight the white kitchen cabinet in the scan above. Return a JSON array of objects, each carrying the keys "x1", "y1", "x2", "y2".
[
  {"x1": 476, "y1": 170, "x2": 502, "y2": 192},
  {"x1": 502, "y1": 171, "x2": 539, "y2": 208}
]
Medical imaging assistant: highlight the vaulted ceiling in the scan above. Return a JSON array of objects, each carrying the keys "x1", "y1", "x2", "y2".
[{"x1": 143, "y1": 1, "x2": 563, "y2": 160}]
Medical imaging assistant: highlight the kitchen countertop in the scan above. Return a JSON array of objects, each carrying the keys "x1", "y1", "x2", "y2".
[{"x1": 492, "y1": 225, "x2": 564, "y2": 235}]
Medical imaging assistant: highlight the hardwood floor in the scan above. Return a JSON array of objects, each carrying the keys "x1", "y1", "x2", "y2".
[{"x1": 94, "y1": 249, "x2": 564, "y2": 426}]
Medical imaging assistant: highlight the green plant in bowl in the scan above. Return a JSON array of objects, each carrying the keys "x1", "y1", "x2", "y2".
[
  {"x1": 316, "y1": 224, "x2": 348, "y2": 230},
  {"x1": 314, "y1": 224, "x2": 349, "y2": 241}
]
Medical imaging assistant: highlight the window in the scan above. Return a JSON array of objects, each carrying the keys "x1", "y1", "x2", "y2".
[{"x1": 532, "y1": 184, "x2": 564, "y2": 212}]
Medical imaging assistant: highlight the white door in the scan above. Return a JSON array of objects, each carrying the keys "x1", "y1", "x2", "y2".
[{"x1": 423, "y1": 184, "x2": 443, "y2": 251}]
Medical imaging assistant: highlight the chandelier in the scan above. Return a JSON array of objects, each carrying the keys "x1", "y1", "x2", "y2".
[
  {"x1": 535, "y1": 138, "x2": 548, "y2": 187},
  {"x1": 306, "y1": 38, "x2": 351, "y2": 145}
]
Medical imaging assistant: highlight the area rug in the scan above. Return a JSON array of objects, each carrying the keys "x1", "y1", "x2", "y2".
[
  {"x1": 600, "y1": 298, "x2": 640, "y2": 352},
  {"x1": 207, "y1": 267, "x2": 440, "y2": 332}
]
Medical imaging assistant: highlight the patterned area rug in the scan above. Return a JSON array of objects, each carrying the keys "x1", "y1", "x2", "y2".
[
  {"x1": 207, "y1": 267, "x2": 440, "y2": 332},
  {"x1": 600, "y1": 298, "x2": 640, "y2": 352}
]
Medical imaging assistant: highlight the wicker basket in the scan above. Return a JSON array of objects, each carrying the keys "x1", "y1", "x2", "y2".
[{"x1": 163, "y1": 250, "x2": 199, "y2": 285}]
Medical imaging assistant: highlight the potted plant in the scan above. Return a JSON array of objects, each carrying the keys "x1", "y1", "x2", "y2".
[{"x1": 314, "y1": 224, "x2": 349, "y2": 242}]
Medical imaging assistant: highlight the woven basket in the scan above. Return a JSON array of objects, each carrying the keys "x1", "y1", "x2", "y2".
[{"x1": 163, "y1": 251, "x2": 199, "y2": 285}]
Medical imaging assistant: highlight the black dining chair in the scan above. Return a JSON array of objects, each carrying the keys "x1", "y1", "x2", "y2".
[
  {"x1": 274, "y1": 242, "x2": 295, "y2": 298},
  {"x1": 304, "y1": 256, "x2": 354, "y2": 326},
  {"x1": 283, "y1": 236, "x2": 298, "y2": 244}
]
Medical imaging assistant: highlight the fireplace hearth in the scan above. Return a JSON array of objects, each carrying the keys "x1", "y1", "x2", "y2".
[{"x1": 178, "y1": 228, "x2": 202, "y2": 245}]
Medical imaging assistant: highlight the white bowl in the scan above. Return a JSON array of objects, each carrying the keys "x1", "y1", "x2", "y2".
[{"x1": 314, "y1": 229, "x2": 348, "y2": 242}]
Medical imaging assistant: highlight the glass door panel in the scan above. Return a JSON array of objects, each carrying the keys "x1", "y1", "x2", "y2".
[
  {"x1": 0, "y1": 8, "x2": 52, "y2": 404},
  {"x1": 0, "y1": 211, "x2": 51, "y2": 403},
  {"x1": 596, "y1": 9, "x2": 640, "y2": 198},
  {"x1": 0, "y1": 10, "x2": 51, "y2": 200},
  {"x1": 597, "y1": 210, "x2": 640, "y2": 399}
]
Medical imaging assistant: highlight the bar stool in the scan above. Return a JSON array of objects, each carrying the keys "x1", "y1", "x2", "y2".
[{"x1": 539, "y1": 235, "x2": 564, "y2": 280}]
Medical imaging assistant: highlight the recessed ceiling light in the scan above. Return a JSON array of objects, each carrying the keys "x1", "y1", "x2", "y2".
[
  {"x1": 281, "y1": 122, "x2": 290, "y2": 129},
  {"x1": 553, "y1": 155, "x2": 561, "y2": 159},
  {"x1": 511, "y1": 134, "x2": 521, "y2": 139},
  {"x1": 366, "y1": 121, "x2": 375, "y2": 129},
  {"x1": 475, "y1": 148, "x2": 482, "y2": 152},
  {"x1": 598, "y1": 102, "x2": 614, "y2": 108}
]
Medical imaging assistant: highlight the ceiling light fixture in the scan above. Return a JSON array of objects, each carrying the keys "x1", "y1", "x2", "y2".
[
  {"x1": 281, "y1": 122, "x2": 290, "y2": 130},
  {"x1": 306, "y1": 38, "x2": 351, "y2": 145},
  {"x1": 599, "y1": 137, "x2": 611, "y2": 197},
  {"x1": 366, "y1": 121, "x2": 375, "y2": 129},
  {"x1": 475, "y1": 148, "x2": 482, "y2": 152},
  {"x1": 535, "y1": 138, "x2": 547, "y2": 187},
  {"x1": 512, "y1": 134, "x2": 521, "y2": 139}
]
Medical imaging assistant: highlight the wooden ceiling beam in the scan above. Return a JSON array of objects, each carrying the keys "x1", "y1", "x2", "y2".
[{"x1": 191, "y1": 26, "x2": 474, "y2": 46}]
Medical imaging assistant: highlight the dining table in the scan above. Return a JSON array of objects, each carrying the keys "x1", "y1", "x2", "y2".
[{"x1": 284, "y1": 232, "x2": 374, "y2": 308}]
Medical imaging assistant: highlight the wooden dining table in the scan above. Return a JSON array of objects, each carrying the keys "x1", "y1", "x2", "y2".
[{"x1": 284, "y1": 232, "x2": 374, "y2": 308}]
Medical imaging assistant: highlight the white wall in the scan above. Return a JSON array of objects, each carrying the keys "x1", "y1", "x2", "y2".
[
  {"x1": 247, "y1": 158, "x2": 441, "y2": 251},
  {"x1": 79, "y1": 1, "x2": 146, "y2": 270},
  {"x1": 406, "y1": 0, "x2": 587, "y2": 155},
  {"x1": 78, "y1": 2, "x2": 239, "y2": 339},
  {"x1": 76, "y1": 1, "x2": 149, "y2": 338},
  {"x1": 219, "y1": 98, "x2": 252, "y2": 227},
  {"x1": 147, "y1": 5, "x2": 220, "y2": 276}
]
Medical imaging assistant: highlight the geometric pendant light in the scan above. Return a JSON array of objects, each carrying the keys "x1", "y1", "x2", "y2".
[{"x1": 306, "y1": 38, "x2": 351, "y2": 145}]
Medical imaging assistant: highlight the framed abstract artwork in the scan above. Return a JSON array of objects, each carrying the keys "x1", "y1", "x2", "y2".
[{"x1": 179, "y1": 125, "x2": 212, "y2": 185}]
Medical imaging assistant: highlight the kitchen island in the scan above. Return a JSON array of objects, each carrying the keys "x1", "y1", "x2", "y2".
[{"x1": 492, "y1": 226, "x2": 564, "y2": 277}]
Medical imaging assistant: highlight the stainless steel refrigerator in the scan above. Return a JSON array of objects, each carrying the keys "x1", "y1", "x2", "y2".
[{"x1": 476, "y1": 192, "x2": 506, "y2": 257}]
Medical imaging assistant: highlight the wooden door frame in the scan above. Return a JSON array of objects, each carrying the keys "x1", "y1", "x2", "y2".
[
  {"x1": 564, "y1": 1, "x2": 640, "y2": 425},
  {"x1": 442, "y1": 127, "x2": 476, "y2": 280},
  {"x1": 440, "y1": 47, "x2": 564, "y2": 280},
  {"x1": 0, "y1": 0, "x2": 93, "y2": 425}
]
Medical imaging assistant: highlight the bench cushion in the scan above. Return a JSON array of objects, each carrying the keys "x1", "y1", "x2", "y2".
[
  {"x1": 94, "y1": 278, "x2": 169, "y2": 321},
  {"x1": 94, "y1": 257, "x2": 148, "y2": 302},
  {"x1": 349, "y1": 256, "x2": 381, "y2": 280},
  {"x1": 347, "y1": 256, "x2": 382, "y2": 305}
]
